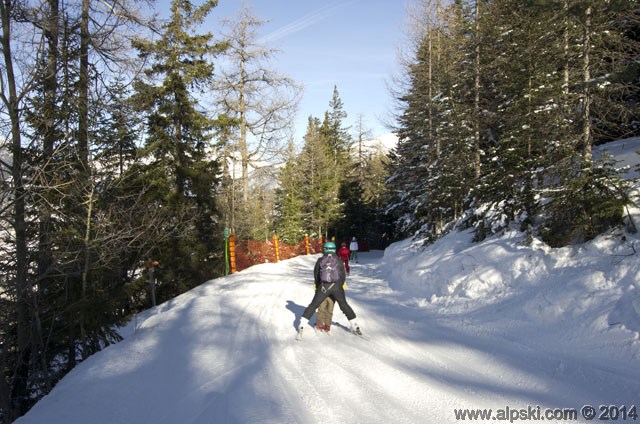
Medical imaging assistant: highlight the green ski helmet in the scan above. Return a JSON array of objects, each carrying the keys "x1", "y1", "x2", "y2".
[{"x1": 323, "y1": 241, "x2": 337, "y2": 253}]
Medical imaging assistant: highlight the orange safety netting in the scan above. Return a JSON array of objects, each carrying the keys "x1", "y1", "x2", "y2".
[{"x1": 233, "y1": 237, "x2": 324, "y2": 272}]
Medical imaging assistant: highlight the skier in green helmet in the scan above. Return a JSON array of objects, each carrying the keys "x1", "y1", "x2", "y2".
[{"x1": 297, "y1": 241, "x2": 361, "y2": 339}]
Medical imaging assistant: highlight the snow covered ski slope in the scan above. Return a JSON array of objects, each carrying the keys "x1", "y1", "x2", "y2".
[{"x1": 16, "y1": 225, "x2": 640, "y2": 423}]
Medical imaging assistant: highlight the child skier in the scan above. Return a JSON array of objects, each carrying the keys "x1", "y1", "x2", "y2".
[
  {"x1": 297, "y1": 242, "x2": 361, "y2": 339},
  {"x1": 338, "y1": 241, "x2": 350, "y2": 275}
]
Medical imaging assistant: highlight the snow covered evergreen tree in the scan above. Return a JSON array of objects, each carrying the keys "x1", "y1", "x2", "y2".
[{"x1": 388, "y1": 0, "x2": 639, "y2": 246}]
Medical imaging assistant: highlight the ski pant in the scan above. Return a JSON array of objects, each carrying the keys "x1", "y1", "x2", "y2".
[
  {"x1": 303, "y1": 282, "x2": 356, "y2": 321},
  {"x1": 316, "y1": 297, "x2": 335, "y2": 326},
  {"x1": 342, "y1": 259, "x2": 350, "y2": 274}
]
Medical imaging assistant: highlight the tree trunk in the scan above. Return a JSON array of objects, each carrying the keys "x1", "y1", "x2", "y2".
[
  {"x1": 39, "y1": 0, "x2": 59, "y2": 286},
  {"x1": 239, "y1": 21, "x2": 249, "y2": 204},
  {"x1": 428, "y1": 27, "x2": 438, "y2": 159},
  {"x1": 582, "y1": 4, "x2": 593, "y2": 165},
  {"x1": 78, "y1": 0, "x2": 90, "y2": 168},
  {"x1": 1, "y1": 0, "x2": 31, "y2": 417},
  {"x1": 80, "y1": 178, "x2": 95, "y2": 359},
  {"x1": 473, "y1": 0, "x2": 481, "y2": 180},
  {"x1": 563, "y1": 0, "x2": 570, "y2": 98}
]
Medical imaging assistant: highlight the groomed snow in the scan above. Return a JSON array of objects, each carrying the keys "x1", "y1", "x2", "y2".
[{"x1": 15, "y1": 229, "x2": 640, "y2": 424}]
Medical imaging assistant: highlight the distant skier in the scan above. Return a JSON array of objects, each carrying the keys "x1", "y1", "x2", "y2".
[
  {"x1": 297, "y1": 241, "x2": 361, "y2": 338},
  {"x1": 349, "y1": 237, "x2": 359, "y2": 263},
  {"x1": 338, "y1": 241, "x2": 350, "y2": 275}
]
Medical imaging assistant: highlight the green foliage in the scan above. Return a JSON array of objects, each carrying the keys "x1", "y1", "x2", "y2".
[
  {"x1": 541, "y1": 155, "x2": 629, "y2": 247},
  {"x1": 1, "y1": 0, "x2": 233, "y2": 419},
  {"x1": 274, "y1": 144, "x2": 307, "y2": 244},
  {"x1": 273, "y1": 87, "x2": 391, "y2": 248},
  {"x1": 129, "y1": 0, "x2": 226, "y2": 301},
  {"x1": 387, "y1": 0, "x2": 639, "y2": 246},
  {"x1": 298, "y1": 116, "x2": 342, "y2": 236}
]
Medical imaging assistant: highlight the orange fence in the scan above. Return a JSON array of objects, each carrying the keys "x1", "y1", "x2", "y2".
[
  {"x1": 233, "y1": 235, "x2": 324, "y2": 272},
  {"x1": 226, "y1": 234, "x2": 371, "y2": 273}
]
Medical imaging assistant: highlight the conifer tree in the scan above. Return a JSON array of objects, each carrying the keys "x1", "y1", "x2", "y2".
[
  {"x1": 539, "y1": 0, "x2": 638, "y2": 245},
  {"x1": 387, "y1": 2, "x2": 476, "y2": 240},
  {"x1": 130, "y1": 0, "x2": 226, "y2": 301},
  {"x1": 323, "y1": 85, "x2": 352, "y2": 166},
  {"x1": 274, "y1": 142, "x2": 306, "y2": 244},
  {"x1": 2, "y1": 0, "x2": 155, "y2": 418},
  {"x1": 472, "y1": 0, "x2": 559, "y2": 233},
  {"x1": 296, "y1": 116, "x2": 340, "y2": 237},
  {"x1": 389, "y1": 0, "x2": 637, "y2": 245}
]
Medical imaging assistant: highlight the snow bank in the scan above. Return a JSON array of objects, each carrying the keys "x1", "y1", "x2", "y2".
[
  {"x1": 383, "y1": 225, "x2": 640, "y2": 362},
  {"x1": 383, "y1": 137, "x2": 640, "y2": 339}
]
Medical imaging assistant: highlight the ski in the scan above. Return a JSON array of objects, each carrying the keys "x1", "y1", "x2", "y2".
[
  {"x1": 297, "y1": 326, "x2": 368, "y2": 340},
  {"x1": 350, "y1": 327, "x2": 371, "y2": 340}
]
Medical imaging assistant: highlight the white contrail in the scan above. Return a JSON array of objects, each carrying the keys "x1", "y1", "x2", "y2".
[{"x1": 259, "y1": 0, "x2": 359, "y2": 43}]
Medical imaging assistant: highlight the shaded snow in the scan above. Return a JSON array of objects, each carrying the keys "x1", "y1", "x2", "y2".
[{"x1": 595, "y1": 136, "x2": 640, "y2": 179}]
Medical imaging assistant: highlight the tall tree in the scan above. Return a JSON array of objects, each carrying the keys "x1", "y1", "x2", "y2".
[
  {"x1": 130, "y1": 0, "x2": 225, "y2": 301},
  {"x1": 336, "y1": 115, "x2": 370, "y2": 241},
  {"x1": 0, "y1": 0, "x2": 33, "y2": 418},
  {"x1": 387, "y1": 1, "x2": 476, "y2": 240},
  {"x1": 389, "y1": 0, "x2": 638, "y2": 246},
  {"x1": 274, "y1": 141, "x2": 306, "y2": 244},
  {"x1": 323, "y1": 85, "x2": 352, "y2": 165},
  {"x1": 211, "y1": 4, "x2": 300, "y2": 237},
  {"x1": 295, "y1": 116, "x2": 340, "y2": 237}
]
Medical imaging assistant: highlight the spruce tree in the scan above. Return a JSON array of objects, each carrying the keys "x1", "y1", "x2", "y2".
[
  {"x1": 540, "y1": 0, "x2": 638, "y2": 245},
  {"x1": 389, "y1": 0, "x2": 637, "y2": 246},
  {"x1": 274, "y1": 142, "x2": 306, "y2": 244},
  {"x1": 296, "y1": 116, "x2": 340, "y2": 237},
  {"x1": 387, "y1": 5, "x2": 476, "y2": 241},
  {"x1": 323, "y1": 85, "x2": 352, "y2": 166},
  {"x1": 130, "y1": 0, "x2": 226, "y2": 301}
]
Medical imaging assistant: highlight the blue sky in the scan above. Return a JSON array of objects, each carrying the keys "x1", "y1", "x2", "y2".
[{"x1": 207, "y1": 0, "x2": 408, "y2": 141}]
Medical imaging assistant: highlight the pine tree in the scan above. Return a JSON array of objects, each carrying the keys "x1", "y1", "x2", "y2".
[
  {"x1": 129, "y1": 0, "x2": 225, "y2": 301},
  {"x1": 274, "y1": 142, "x2": 306, "y2": 244},
  {"x1": 358, "y1": 149, "x2": 393, "y2": 248},
  {"x1": 323, "y1": 85, "x2": 352, "y2": 166},
  {"x1": 539, "y1": 0, "x2": 638, "y2": 245},
  {"x1": 388, "y1": 0, "x2": 637, "y2": 246},
  {"x1": 295, "y1": 116, "x2": 340, "y2": 237},
  {"x1": 387, "y1": 2, "x2": 477, "y2": 240},
  {"x1": 2, "y1": 0, "x2": 154, "y2": 418},
  {"x1": 93, "y1": 77, "x2": 141, "y2": 176},
  {"x1": 472, "y1": 0, "x2": 561, "y2": 234}
]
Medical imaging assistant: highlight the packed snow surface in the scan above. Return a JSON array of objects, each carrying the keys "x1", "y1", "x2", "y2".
[{"x1": 16, "y1": 138, "x2": 640, "y2": 423}]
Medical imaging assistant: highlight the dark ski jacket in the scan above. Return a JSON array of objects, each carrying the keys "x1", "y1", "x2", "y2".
[{"x1": 313, "y1": 253, "x2": 346, "y2": 287}]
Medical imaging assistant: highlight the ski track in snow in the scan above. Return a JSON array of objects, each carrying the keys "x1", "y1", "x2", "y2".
[{"x1": 16, "y1": 239, "x2": 640, "y2": 424}]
